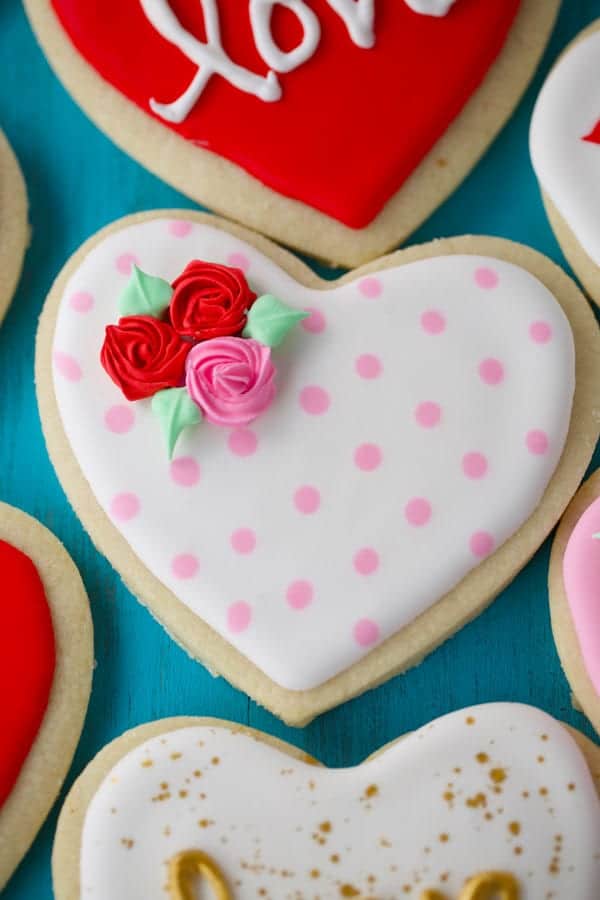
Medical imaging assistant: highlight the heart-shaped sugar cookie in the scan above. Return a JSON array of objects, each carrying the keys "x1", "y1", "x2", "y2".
[
  {"x1": 549, "y1": 470, "x2": 600, "y2": 739},
  {"x1": 24, "y1": 0, "x2": 558, "y2": 265},
  {"x1": 0, "y1": 503, "x2": 93, "y2": 889},
  {"x1": 53, "y1": 704, "x2": 600, "y2": 898},
  {"x1": 0, "y1": 129, "x2": 28, "y2": 325},
  {"x1": 36, "y1": 212, "x2": 600, "y2": 725},
  {"x1": 530, "y1": 20, "x2": 600, "y2": 307}
]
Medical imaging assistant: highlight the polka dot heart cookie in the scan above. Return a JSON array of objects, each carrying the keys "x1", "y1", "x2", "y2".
[
  {"x1": 0, "y1": 503, "x2": 93, "y2": 889},
  {"x1": 24, "y1": 0, "x2": 559, "y2": 265},
  {"x1": 36, "y1": 211, "x2": 600, "y2": 725},
  {"x1": 52, "y1": 704, "x2": 600, "y2": 898},
  {"x1": 549, "y1": 470, "x2": 600, "y2": 738},
  {"x1": 0, "y1": 129, "x2": 28, "y2": 325},
  {"x1": 530, "y1": 20, "x2": 600, "y2": 306}
]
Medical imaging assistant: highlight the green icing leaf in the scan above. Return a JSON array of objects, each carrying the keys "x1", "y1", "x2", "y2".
[
  {"x1": 593, "y1": 532, "x2": 600, "y2": 540},
  {"x1": 118, "y1": 265, "x2": 173, "y2": 318},
  {"x1": 243, "y1": 294, "x2": 309, "y2": 347},
  {"x1": 151, "y1": 388, "x2": 202, "y2": 458}
]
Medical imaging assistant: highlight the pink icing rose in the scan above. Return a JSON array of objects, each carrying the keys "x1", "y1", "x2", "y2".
[{"x1": 185, "y1": 337, "x2": 276, "y2": 426}]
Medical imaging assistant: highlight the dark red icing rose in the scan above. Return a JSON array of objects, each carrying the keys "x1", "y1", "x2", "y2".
[
  {"x1": 101, "y1": 316, "x2": 189, "y2": 401},
  {"x1": 169, "y1": 261, "x2": 257, "y2": 341}
]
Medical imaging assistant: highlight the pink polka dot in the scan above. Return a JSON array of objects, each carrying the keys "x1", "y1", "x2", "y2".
[
  {"x1": 358, "y1": 276, "x2": 382, "y2": 298},
  {"x1": 227, "y1": 601, "x2": 252, "y2": 633},
  {"x1": 230, "y1": 528, "x2": 256, "y2": 554},
  {"x1": 110, "y1": 492, "x2": 140, "y2": 522},
  {"x1": 405, "y1": 498, "x2": 432, "y2": 527},
  {"x1": 171, "y1": 553, "x2": 199, "y2": 579},
  {"x1": 353, "y1": 548, "x2": 379, "y2": 575},
  {"x1": 104, "y1": 405, "x2": 134, "y2": 434},
  {"x1": 168, "y1": 220, "x2": 193, "y2": 237},
  {"x1": 301, "y1": 307, "x2": 326, "y2": 334},
  {"x1": 300, "y1": 386, "x2": 330, "y2": 415},
  {"x1": 354, "y1": 443, "x2": 382, "y2": 471},
  {"x1": 469, "y1": 531, "x2": 495, "y2": 558},
  {"x1": 529, "y1": 321, "x2": 553, "y2": 344},
  {"x1": 462, "y1": 452, "x2": 488, "y2": 480},
  {"x1": 526, "y1": 429, "x2": 549, "y2": 455},
  {"x1": 478, "y1": 358, "x2": 504, "y2": 385},
  {"x1": 170, "y1": 457, "x2": 201, "y2": 486},
  {"x1": 355, "y1": 354, "x2": 382, "y2": 379},
  {"x1": 53, "y1": 351, "x2": 82, "y2": 382},
  {"x1": 227, "y1": 252, "x2": 250, "y2": 273},
  {"x1": 228, "y1": 428, "x2": 258, "y2": 457},
  {"x1": 286, "y1": 580, "x2": 314, "y2": 610},
  {"x1": 421, "y1": 310, "x2": 446, "y2": 334},
  {"x1": 294, "y1": 486, "x2": 320, "y2": 515},
  {"x1": 474, "y1": 267, "x2": 499, "y2": 289},
  {"x1": 69, "y1": 291, "x2": 94, "y2": 312},
  {"x1": 415, "y1": 401, "x2": 441, "y2": 429},
  {"x1": 116, "y1": 253, "x2": 139, "y2": 275},
  {"x1": 353, "y1": 618, "x2": 380, "y2": 647}
]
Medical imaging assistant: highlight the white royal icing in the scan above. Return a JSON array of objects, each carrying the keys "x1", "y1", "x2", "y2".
[
  {"x1": 79, "y1": 704, "x2": 600, "y2": 898},
  {"x1": 530, "y1": 27, "x2": 600, "y2": 268},
  {"x1": 405, "y1": 0, "x2": 457, "y2": 16},
  {"x1": 51, "y1": 220, "x2": 574, "y2": 691}
]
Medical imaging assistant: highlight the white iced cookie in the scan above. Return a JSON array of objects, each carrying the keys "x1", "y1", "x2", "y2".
[
  {"x1": 53, "y1": 704, "x2": 600, "y2": 899},
  {"x1": 36, "y1": 212, "x2": 600, "y2": 725},
  {"x1": 530, "y1": 20, "x2": 600, "y2": 304}
]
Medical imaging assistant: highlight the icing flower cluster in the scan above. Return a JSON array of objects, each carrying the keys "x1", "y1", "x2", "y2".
[{"x1": 100, "y1": 260, "x2": 307, "y2": 455}]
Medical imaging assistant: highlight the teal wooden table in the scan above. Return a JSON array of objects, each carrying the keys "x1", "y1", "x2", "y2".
[{"x1": 2, "y1": 2, "x2": 600, "y2": 896}]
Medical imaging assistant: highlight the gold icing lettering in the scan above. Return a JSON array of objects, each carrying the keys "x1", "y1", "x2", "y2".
[{"x1": 168, "y1": 850, "x2": 232, "y2": 900}]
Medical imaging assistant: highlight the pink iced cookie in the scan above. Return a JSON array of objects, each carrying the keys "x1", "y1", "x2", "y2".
[{"x1": 551, "y1": 470, "x2": 600, "y2": 737}]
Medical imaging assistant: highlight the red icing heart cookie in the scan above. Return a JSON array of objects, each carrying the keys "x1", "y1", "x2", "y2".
[
  {"x1": 0, "y1": 540, "x2": 55, "y2": 810},
  {"x1": 0, "y1": 504, "x2": 93, "y2": 889},
  {"x1": 24, "y1": 0, "x2": 559, "y2": 264}
]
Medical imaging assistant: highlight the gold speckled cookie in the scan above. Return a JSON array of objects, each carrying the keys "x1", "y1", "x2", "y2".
[
  {"x1": 0, "y1": 503, "x2": 93, "y2": 889},
  {"x1": 24, "y1": 0, "x2": 559, "y2": 265},
  {"x1": 53, "y1": 704, "x2": 600, "y2": 898},
  {"x1": 35, "y1": 211, "x2": 600, "y2": 725},
  {"x1": 0, "y1": 130, "x2": 28, "y2": 324}
]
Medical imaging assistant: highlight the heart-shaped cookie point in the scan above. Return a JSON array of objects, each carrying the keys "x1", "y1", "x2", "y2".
[
  {"x1": 25, "y1": 0, "x2": 559, "y2": 264},
  {"x1": 550, "y1": 470, "x2": 600, "y2": 738},
  {"x1": 530, "y1": 20, "x2": 600, "y2": 306},
  {"x1": 37, "y1": 212, "x2": 600, "y2": 725},
  {"x1": 0, "y1": 504, "x2": 93, "y2": 890},
  {"x1": 54, "y1": 704, "x2": 600, "y2": 898}
]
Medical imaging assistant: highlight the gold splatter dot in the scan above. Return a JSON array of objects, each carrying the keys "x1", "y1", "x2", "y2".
[
  {"x1": 365, "y1": 784, "x2": 379, "y2": 798},
  {"x1": 508, "y1": 821, "x2": 521, "y2": 836},
  {"x1": 567, "y1": 783, "x2": 576, "y2": 792},
  {"x1": 197, "y1": 818, "x2": 214, "y2": 828},
  {"x1": 170, "y1": 752, "x2": 182, "y2": 761},
  {"x1": 330, "y1": 854, "x2": 340, "y2": 864},
  {"x1": 439, "y1": 833, "x2": 449, "y2": 843},
  {"x1": 211, "y1": 757, "x2": 220, "y2": 765},
  {"x1": 476, "y1": 753, "x2": 489, "y2": 764},
  {"x1": 140, "y1": 759, "x2": 153, "y2": 768},
  {"x1": 489, "y1": 768, "x2": 507, "y2": 784},
  {"x1": 466, "y1": 793, "x2": 487, "y2": 809},
  {"x1": 539, "y1": 787, "x2": 549, "y2": 797},
  {"x1": 120, "y1": 838, "x2": 134, "y2": 849},
  {"x1": 466, "y1": 716, "x2": 476, "y2": 725},
  {"x1": 340, "y1": 885, "x2": 360, "y2": 897},
  {"x1": 319, "y1": 821, "x2": 332, "y2": 833},
  {"x1": 310, "y1": 869, "x2": 320, "y2": 879}
]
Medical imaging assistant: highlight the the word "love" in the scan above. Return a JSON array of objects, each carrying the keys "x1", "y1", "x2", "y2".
[{"x1": 140, "y1": 0, "x2": 375, "y2": 122}]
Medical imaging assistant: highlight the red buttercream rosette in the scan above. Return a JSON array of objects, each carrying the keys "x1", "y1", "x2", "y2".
[
  {"x1": 169, "y1": 260, "x2": 257, "y2": 341},
  {"x1": 101, "y1": 315, "x2": 189, "y2": 401}
]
